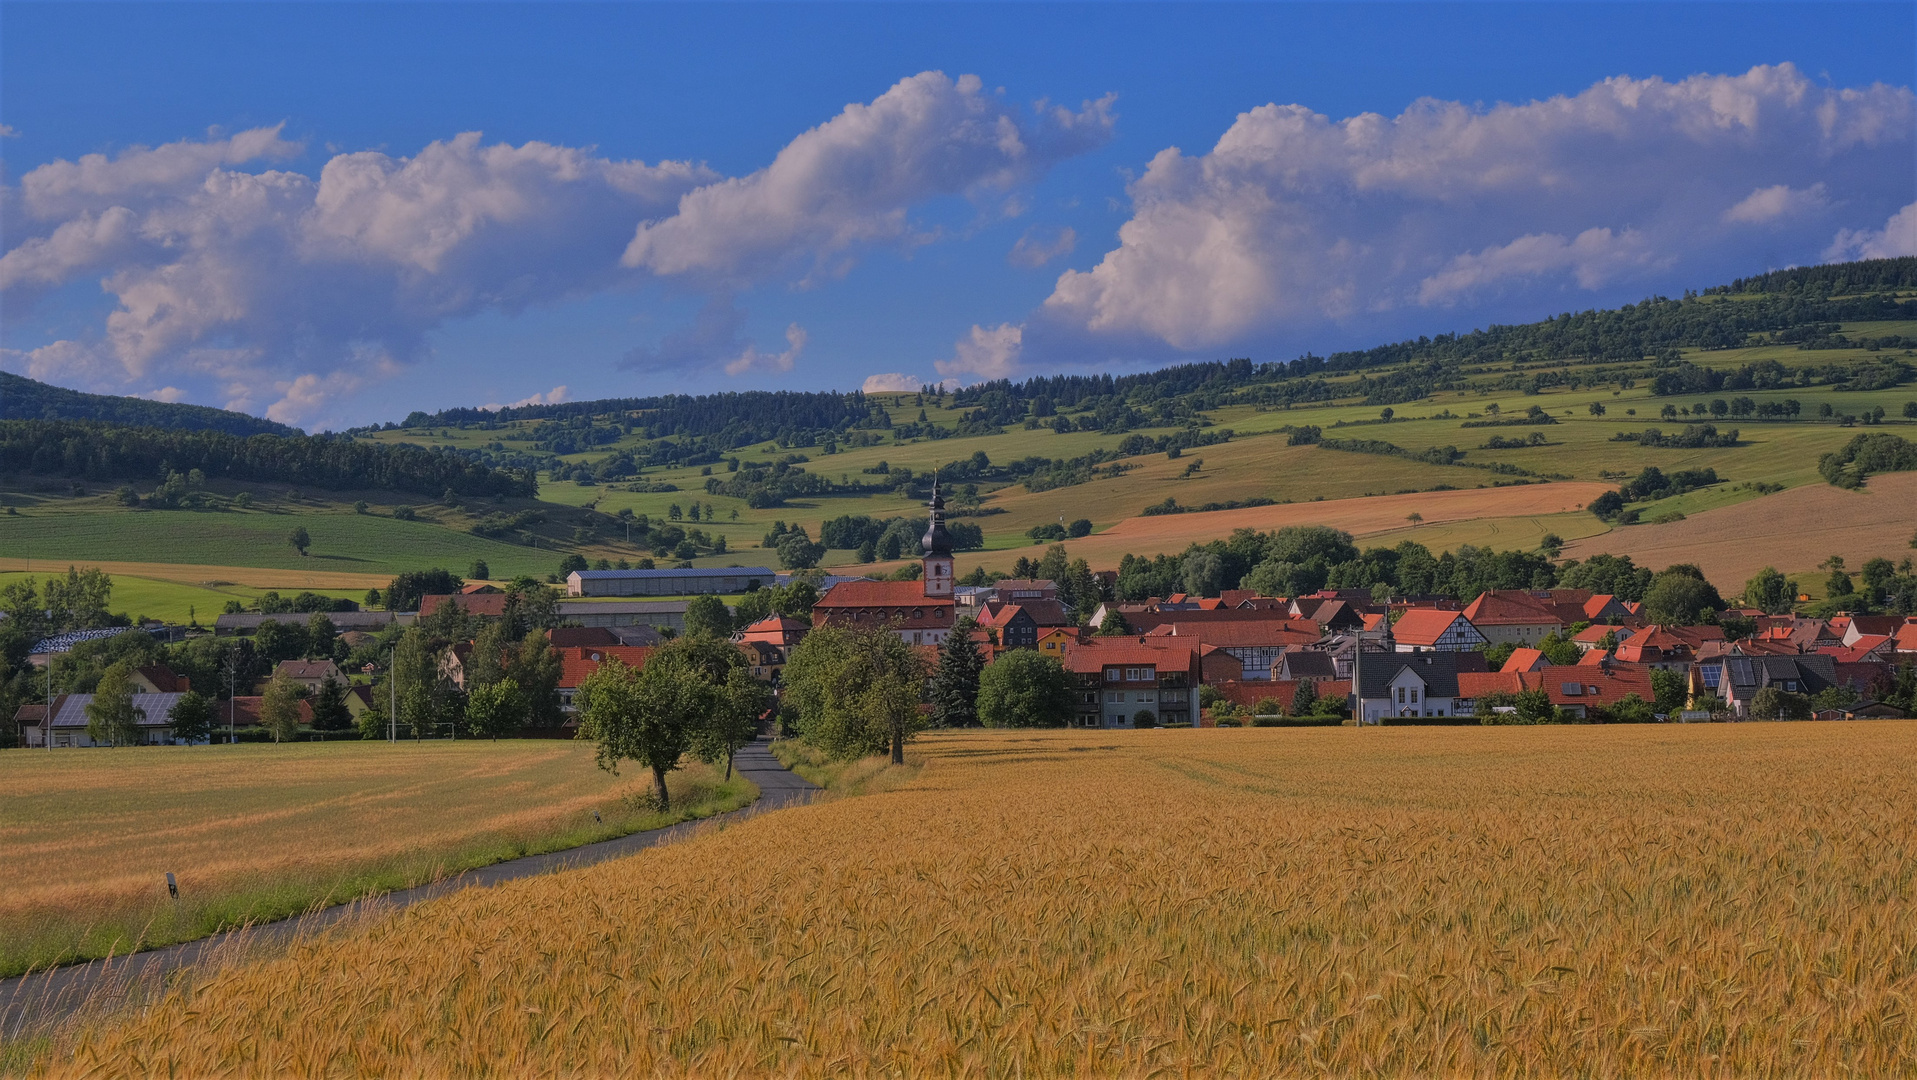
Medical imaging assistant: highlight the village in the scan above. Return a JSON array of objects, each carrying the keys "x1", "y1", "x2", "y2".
[{"x1": 18, "y1": 487, "x2": 1915, "y2": 749}]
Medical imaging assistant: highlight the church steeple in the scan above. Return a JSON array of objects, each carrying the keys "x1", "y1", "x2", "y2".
[{"x1": 921, "y1": 479, "x2": 954, "y2": 598}]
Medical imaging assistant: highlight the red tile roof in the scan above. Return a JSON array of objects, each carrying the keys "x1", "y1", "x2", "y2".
[
  {"x1": 135, "y1": 664, "x2": 190, "y2": 692},
  {"x1": 1391, "y1": 609, "x2": 1473, "y2": 648},
  {"x1": 1462, "y1": 590, "x2": 1562, "y2": 627},
  {"x1": 1059, "y1": 638, "x2": 1202, "y2": 675},
  {"x1": 420, "y1": 593, "x2": 509, "y2": 617},
  {"x1": 1142, "y1": 620, "x2": 1321, "y2": 647},
  {"x1": 557, "y1": 645, "x2": 655, "y2": 688},
  {"x1": 1500, "y1": 647, "x2": 1547, "y2": 673},
  {"x1": 1456, "y1": 665, "x2": 1656, "y2": 709},
  {"x1": 814, "y1": 581, "x2": 955, "y2": 630}
]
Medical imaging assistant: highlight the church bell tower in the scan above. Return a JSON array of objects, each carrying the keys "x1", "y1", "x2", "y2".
[{"x1": 921, "y1": 482, "x2": 954, "y2": 598}]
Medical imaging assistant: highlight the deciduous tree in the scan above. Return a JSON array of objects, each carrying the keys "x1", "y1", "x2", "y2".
[
  {"x1": 86, "y1": 661, "x2": 144, "y2": 746},
  {"x1": 259, "y1": 671, "x2": 304, "y2": 743},
  {"x1": 976, "y1": 650, "x2": 1073, "y2": 728}
]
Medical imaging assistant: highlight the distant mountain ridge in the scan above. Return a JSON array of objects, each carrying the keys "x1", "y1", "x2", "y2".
[{"x1": 0, "y1": 372, "x2": 299, "y2": 437}]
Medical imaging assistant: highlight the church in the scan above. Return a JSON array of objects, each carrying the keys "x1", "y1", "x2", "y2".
[{"x1": 811, "y1": 487, "x2": 958, "y2": 646}]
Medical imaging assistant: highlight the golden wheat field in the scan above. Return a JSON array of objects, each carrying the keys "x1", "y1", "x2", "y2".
[
  {"x1": 0, "y1": 741, "x2": 752, "y2": 977},
  {"x1": 30, "y1": 722, "x2": 1917, "y2": 1078}
]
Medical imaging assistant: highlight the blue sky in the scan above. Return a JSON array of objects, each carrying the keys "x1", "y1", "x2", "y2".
[{"x1": 3, "y1": 2, "x2": 1913, "y2": 430}]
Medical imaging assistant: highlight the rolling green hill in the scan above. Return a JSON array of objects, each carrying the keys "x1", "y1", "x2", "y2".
[
  {"x1": 0, "y1": 371, "x2": 299, "y2": 436},
  {"x1": 5, "y1": 258, "x2": 1915, "y2": 596}
]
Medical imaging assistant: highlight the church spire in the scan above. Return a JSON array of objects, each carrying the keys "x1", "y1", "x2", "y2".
[{"x1": 921, "y1": 474, "x2": 954, "y2": 598}]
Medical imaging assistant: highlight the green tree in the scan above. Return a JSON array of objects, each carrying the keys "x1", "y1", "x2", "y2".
[
  {"x1": 1132, "y1": 708, "x2": 1158, "y2": 728},
  {"x1": 1649, "y1": 668, "x2": 1689, "y2": 715},
  {"x1": 776, "y1": 532, "x2": 825, "y2": 570},
  {"x1": 683, "y1": 594, "x2": 733, "y2": 639},
  {"x1": 1537, "y1": 630, "x2": 1580, "y2": 666},
  {"x1": 356, "y1": 701, "x2": 389, "y2": 740},
  {"x1": 558, "y1": 553, "x2": 589, "y2": 576},
  {"x1": 509, "y1": 630, "x2": 564, "y2": 728},
  {"x1": 1743, "y1": 566, "x2": 1794, "y2": 615},
  {"x1": 469, "y1": 559, "x2": 490, "y2": 581},
  {"x1": 1595, "y1": 693, "x2": 1655, "y2": 723},
  {"x1": 1097, "y1": 609, "x2": 1131, "y2": 636},
  {"x1": 288, "y1": 526, "x2": 311, "y2": 557},
  {"x1": 309, "y1": 676, "x2": 353, "y2": 731},
  {"x1": 167, "y1": 690, "x2": 214, "y2": 744},
  {"x1": 782, "y1": 626, "x2": 925, "y2": 762},
  {"x1": 259, "y1": 671, "x2": 304, "y2": 742},
  {"x1": 1289, "y1": 677, "x2": 1319, "y2": 716},
  {"x1": 1641, "y1": 567, "x2": 1724, "y2": 625},
  {"x1": 85, "y1": 661, "x2": 144, "y2": 746},
  {"x1": 693, "y1": 666, "x2": 772, "y2": 780},
  {"x1": 1861, "y1": 557, "x2": 1896, "y2": 602},
  {"x1": 577, "y1": 643, "x2": 723, "y2": 811},
  {"x1": 306, "y1": 610, "x2": 338, "y2": 659},
  {"x1": 1748, "y1": 685, "x2": 1812, "y2": 721},
  {"x1": 929, "y1": 618, "x2": 984, "y2": 727},
  {"x1": 976, "y1": 650, "x2": 1074, "y2": 728},
  {"x1": 465, "y1": 678, "x2": 525, "y2": 740}
]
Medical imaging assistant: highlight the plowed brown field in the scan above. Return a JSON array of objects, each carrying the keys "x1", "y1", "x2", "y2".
[
  {"x1": 1049, "y1": 481, "x2": 1612, "y2": 569},
  {"x1": 1561, "y1": 471, "x2": 1917, "y2": 586}
]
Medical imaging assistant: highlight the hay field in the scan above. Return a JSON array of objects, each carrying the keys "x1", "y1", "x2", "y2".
[
  {"x1": 1036, "y1": 478, "x2": 1611, "y2": 570},
  {"x1": 40, "y1": 723, "x2": 1917, "y2": 1077},
  {"x1": 1561, "y1": 470, "x2": 1917, "y2": 587},
  {"x1": 0, "y1": 742, "x2": 752, "y2": 977}
]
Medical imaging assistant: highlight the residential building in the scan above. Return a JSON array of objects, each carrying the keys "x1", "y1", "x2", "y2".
[
  {"x1": 565, "y1": 567, "x2": 776, "y2": 597},
  {"x1": 989, "y1": 579, "x2": 1059, "y2": 604},
  {"x1": 273, "y1": 659, "x2": 342, "y2": 692},
  {"x1": 978, "y1": 604, "x2": 1041, "y2": 649},
  {"x1": 546, "y1": 627, "x2": 621, "y2": 649},
  {"x1": 1354, "y1": 652, "x2": 1473, "y2": 723},
  {"x1": 1841, "y1": 616, "x2": 1906, "y2": 646},
  {"x1": 1390, "y1": 609, "x2": 1488, "y2": 653},
  {"x1": 1142, "y1": 619, "x2": 1321, "y2": 679},
  {"x1": 737, "y1": 614, "x2": 809, "y2": 651},
  {"x1": 1614, "y1": 625, "x2": 1723, "y2": 671},
  {"x1": 1060, "y1": 640, "x2": 1203, "y2": 728},
  {"x1": 812, "y1": 489, "x2": 958, "y2": 646},
  {"x1": 18, "y1": 693, "x2": 201, "y2": 747},
  {"x1": 1275, "y1": 650, "x2": 1337, "y2": 683},
  {"x1": 1500, "y1": 647, "x2": 1548, "y2": 673},
  {"x1": 131, "y1": 664, "x2": 191, "y2": 694},
  {"x1": 556, "y1": 645, "x2": 656, "y2": 713},
  {"x1": 1704, "y1": 654, "x2": 1839, "y2": 716},
  {"x1": 1455, "y1": 663, "x2": 1657, "y2": 720},
  {"x1": 1460, "y1": 591, "x2": 1563, "y2": 646},
  {"x1": 1572, "y1": 624, "x2": 1636, "y2": 654}
]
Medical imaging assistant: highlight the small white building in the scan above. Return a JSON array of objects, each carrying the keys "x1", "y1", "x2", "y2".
[{"x1": 18, "y1": 693, "x2": 205, "y2": 748}]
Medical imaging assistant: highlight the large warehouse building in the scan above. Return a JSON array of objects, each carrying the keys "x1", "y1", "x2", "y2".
[{"x1": 565, "y1": 567, "x2": 778, "y2": 597}]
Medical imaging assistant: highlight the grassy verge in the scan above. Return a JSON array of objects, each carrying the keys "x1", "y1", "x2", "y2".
[
  {"x1": 0, "y1": 757, "x2": 754, "y2": 978},
  {"x1": 770, "y1": 739, "x2": 922, "y2": 796}
]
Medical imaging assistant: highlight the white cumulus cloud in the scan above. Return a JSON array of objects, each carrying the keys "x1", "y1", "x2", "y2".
[
  {"x1": 482, "y1": 385, "x2": 570, "y2": 411},
  {"x1": 1827, "y1": 201, "x2": 1917, "y2": 260},
  {"x1": 1723, "y1": 183, "x2": 1829, "y2": 224},
  {"x1": 1041, "y1": 63, "x2": 1914, "y2": 353},
  {"x1": 861, "y1": 372, "x2": 925, "y2": 393},
  {"x1": 623, "y1": 72, "x2": 1114, "y2": 285},
  {"x1": 4, "y1": 73, "x2": 1113, "y2": 427},
  {"x1": 935, "y1": 322, "x2": 1023, "y2": 382}
]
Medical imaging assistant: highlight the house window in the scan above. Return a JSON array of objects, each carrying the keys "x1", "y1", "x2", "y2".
[
  {"x1": 1105, "y1": 690, "x2": 1125, "y2": 703},
  {"x1": 1104, "y1": 667, "x2": 1122, "y2": 682},
  {"x1": 1397, "y1": 687, "x2": 1406, "y2": 703},
  {"x1": 1410, "y1": 687, "x2": 1420, "y2": 703}
]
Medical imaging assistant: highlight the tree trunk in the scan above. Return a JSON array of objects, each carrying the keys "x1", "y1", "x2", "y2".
[
  {"x1": 725, "y1": 745, "x2": 735, "y2": 781},
  {"x1": 652, "y1": 765, "x2": 671, "y2": 813},
  {"x1": 891, "y1": 723, "x2": 904, "y2": 765}
]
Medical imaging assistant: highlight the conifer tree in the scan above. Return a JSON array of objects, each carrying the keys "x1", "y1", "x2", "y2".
[{"x1": 930, "y1": 617, "x2": 984, "y2": 728}]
